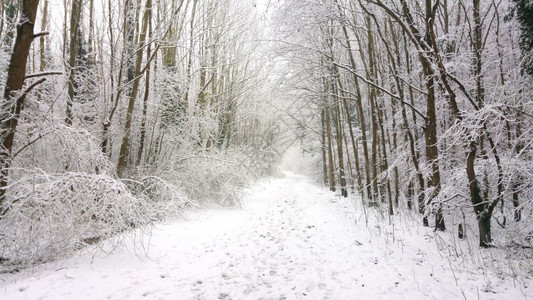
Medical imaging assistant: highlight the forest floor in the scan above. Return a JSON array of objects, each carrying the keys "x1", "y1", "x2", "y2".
[{"x1": 0, "y1": 171, "x2": 531, "y2": 299}]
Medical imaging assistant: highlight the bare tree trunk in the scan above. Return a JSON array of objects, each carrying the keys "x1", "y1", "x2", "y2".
[
  {"x1": 117, "y1": 0, "x2": 150, "y2": 177},
  {"x1": 333, "y1": 94, "x2": 348, "y2": 197},
  {"x1": 342, "y1": 124, "x2": 355, "y2": 191},
  {"x1": 365, "y1": 16, "x2": 380, "y2": 205},
  {"x1": 337, "y1": 4, "x2": 373, "y2": 202},
  {"x1": 422, "y1": 56, "x2": 444, "y2": 230},
  {"x1": 0, "y1": 0, "x2": 41, "y2": 208},
  {"x1": 116, "y1": 0, "x2": 138, "y2": 175},
  {"x1": 377, "y1": 100, "x2": 393, "y2": 214},
  {"x1": 386, "y1": 18, "x2": 424, "y2": 211},
  {"x1": 87, "y1": 0, "x2": 95, "y2": 65},
  {"x1": 512, "y1": 124, "x2": 523, "y2": 221},
  {"x1": 321, "y1": 109, "x2": 328, "y2": 186},
  {"x1": 101, "y1": 0, "x2": 119, "y2": 155},
  {"x1": 62, "y1": 0, "x2": 67, "y2": 61},
  {"x1": 466, "y1": 0, "x2": 503, "y2": 246},
  {"x1": 136, "y1": 1, "x2": 153, "y2": 167},
  {"x1": 340, "y1": 84, "x2": 364, "y2": 196},
  {"x1": 39, "y1": 0, "x2": 48, "y2": 71},
  {"x1": 65, "y1": 0, "x2": 81, "y2": 125},
  {"x1": 182, "y1": 0, "x2": 198, "y2": 112},
  {"x1": 326, "y1": 106, "x2": 336, "y2": 192},
  {"x1": 467, "y1": 141, "x2": 493, "y2": 247},
  {"x1": 367, "y1": 0, "x2": 445, "y2": 229}
]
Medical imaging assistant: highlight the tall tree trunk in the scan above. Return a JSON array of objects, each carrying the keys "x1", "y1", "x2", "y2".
[
  {"x1": 321, "y1": 109, "x2": 328, "y2": 186},
  {"x1": 370, "y1": 0, "x2": 445, "y2": 229},
  {"x1": 182, "y1": 0, "x2": 198, "y2": 113},
  {"x1": 87, "y1": 0, "x2": 95, "y2": 65},
  {"x1": 363, "y1": 16, "x2": 380, "y2": 205},
  {"x1": 117, "y1": 0, "x2": 150, "y2": 177},
  {"x1": 422, "y1": 57, "x2": 445, "y2": 230},
  {"x1": 326, "y1": 106, "x2": 336, "y2": 192},
  {"x1": 342, "y1": 124, "x2": 355, "y2": 191},
  {"x1": 39, "y1": 0, "x2": 48, "y2": 71},
  {"x1": 136, "y1": 2, "x2": 153, "y2": 167},
  {"x1": 0, "y1": 0, "x2": 41, "y2": 209},
  {"x1": 101, "y1": 0, "x2": 119, "y2": 155},
  {"x1": 65, "y1": 0, "x2": 81, "y2": 125},
  {"x1": 337, "y1": 5, "x2": 373, "y2": 202},
  {"x1": 333, "y1": 94, "x2": 348, "y2": 197},
  {"x1": 512, "y1": 123, "x2": 523, "y2": 221},
  {"x1": 377, "y1": 100, "x2": 393, "y2": 215},
  {"x1": 340, "y1": 84, "x2": 364, "y2": 197},
  {"x1": 467, "y1": 0, "x2": 502, "y2": 246},
  {"x1": 467, "y1": 141, "x2": 493, "y2": 247},
  {"x1": 387, "y1": 18, "x2": 425, "y2": 212}
]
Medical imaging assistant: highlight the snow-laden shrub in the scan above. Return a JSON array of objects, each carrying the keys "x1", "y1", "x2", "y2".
[
  {"x1": 11, "y1": 122, "x2": 113, "y2": 174},
  {"x1": 0, "y1": 170, "x2": 150, "y2": 268},
  {"x1": 155, "y1": 148, "x2": 254, "y2": 207},
  {"x1": 0, "y1": 118, "x2": 191, "y2": 269},
  {"x1": 126, "y1": 175, "x2": 193, "y2": 218}
]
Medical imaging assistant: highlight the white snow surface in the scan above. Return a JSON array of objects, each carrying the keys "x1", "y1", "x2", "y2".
[{"x1": 1, "y1": 172, "x2": 530, "y2": 299}]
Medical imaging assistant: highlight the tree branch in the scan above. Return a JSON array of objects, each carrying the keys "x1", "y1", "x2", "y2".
[
  {"x1": 20, "y1": 78, "x2": 47, "y2": 100},
  {"x1": 33, "y1": 31, "x2": 49, "y2": 39},
  {"x1": 333, "y1": 62, "x2": 428, "y2": 121},
  {"x1": 24, "y1": 71, "x2": 62, "y2": 80}
]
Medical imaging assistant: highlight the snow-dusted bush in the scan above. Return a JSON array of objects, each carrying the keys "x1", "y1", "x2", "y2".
[
  {"x1": 0, "y1": 170, "x2": 149, "y2": 268},
  {"x1": 126, "y1": 175, "x2": 193, "y2": 217},
  {"x1": 11, "y1": 124, "x2": 113, "y2": 174},
  {"x1": 0, "y1": 119, "x2": 191, "y2": 269},
  {"x1": 0, "y1": 170, "x2": 193, "y2": 269},
  {"x1": 153, "y1": 148, "x2": 256, "y2": 207}
]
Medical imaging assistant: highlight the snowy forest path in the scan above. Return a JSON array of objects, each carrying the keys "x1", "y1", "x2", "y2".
[{"x1": 1, "y1": 172, "x2": 526, "y2": 299}]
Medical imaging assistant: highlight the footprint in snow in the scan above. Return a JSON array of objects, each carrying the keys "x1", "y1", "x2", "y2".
[
  {"x1": 306, "y1": 281, "x2": 316, "y2": 292},
  {"x1": 18, "y1": 286, "x2": 29, "y2": 292}
]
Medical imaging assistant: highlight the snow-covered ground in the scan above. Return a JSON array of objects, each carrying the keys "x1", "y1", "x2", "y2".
[{"x1": 0, "y1": 171, "x2": 530, "y2": 299}]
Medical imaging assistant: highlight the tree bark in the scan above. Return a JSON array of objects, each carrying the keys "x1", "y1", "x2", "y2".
[
  {"x1": 333, "y1": 95, "x2": 348, "y2": 197},
  {"x1": 321, "y1": 109, "x2": 328, "y2": 186},
  {"x1": 65, "y1": 0, "x2": 81, "y2": 125},
  {"x1": 39, "y1": 0, "x2": 48, "y2": 71},
  {"x1": 467, "y1": 145, "x2": 491, "y2": 247},
  {"x1": 368, "y1": 0, "x2": 445, "y2": 229},
  {"x1": 117, "y1": 0, "x2": 151, "y2": 177},
  {"x1": 0, "y1": 0, "x2": 41, "y2": 208},
  {"x1": 326, "y1": 106, "x2": 336, "y2": 192},
  {"x1": 337, "y1": 6, "x2": 373, "y2": 202},
  {"x1": 136, "y1": 3, "x2": 152, "y2": 167}
]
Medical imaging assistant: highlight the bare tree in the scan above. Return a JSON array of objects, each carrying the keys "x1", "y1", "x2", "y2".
[{"x1": 0, "y1": 0, "x2": 42, "y2": 208}]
